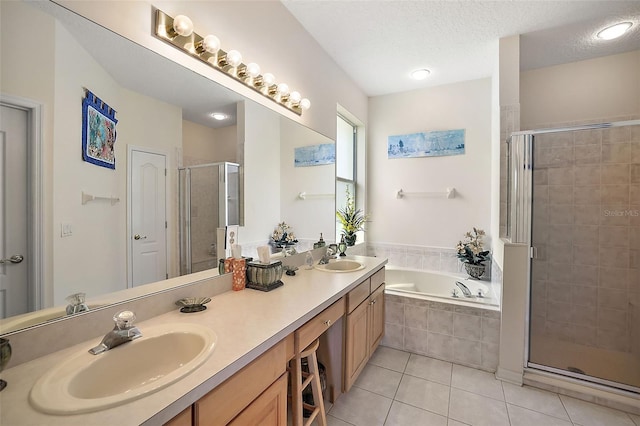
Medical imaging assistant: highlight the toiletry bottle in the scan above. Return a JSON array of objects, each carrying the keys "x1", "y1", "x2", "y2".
[{"x1": 305, "y1": 251, "x2": 314, "y2": 269}]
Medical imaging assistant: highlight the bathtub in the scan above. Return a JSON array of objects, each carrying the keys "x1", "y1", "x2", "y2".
[{"x1": 385, "y1": 267, "x2": 500, "y2": 309}]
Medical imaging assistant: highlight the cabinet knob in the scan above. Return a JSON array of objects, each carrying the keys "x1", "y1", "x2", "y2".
[{"x1": 323, "y1": 319, "x2": 331, "y2": 327}]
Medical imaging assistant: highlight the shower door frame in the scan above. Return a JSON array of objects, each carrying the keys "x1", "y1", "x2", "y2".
[{"x1": 507, "y1": 119, "x2": 640, "y2": 394}]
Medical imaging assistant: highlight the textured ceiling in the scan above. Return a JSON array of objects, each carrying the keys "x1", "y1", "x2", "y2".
[{"x1": 282, "y1": 1, "x2": 640, "y2": 96}]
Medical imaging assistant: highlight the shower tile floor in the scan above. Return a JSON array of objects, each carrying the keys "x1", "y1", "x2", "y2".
[{"x1": 316, "y1": 346, "x2": 640, "y2": 426}]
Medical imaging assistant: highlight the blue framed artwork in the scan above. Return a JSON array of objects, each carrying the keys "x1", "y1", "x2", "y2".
[
  {"x1": 388, "y1": 129, "x2": 465, "y2": 159},
  {"x1": 294, "y1": 143, "x2": 336, "y2": 167},
  {"x1": 82, "y1": 90, "x2": 118, "y2": 169}
]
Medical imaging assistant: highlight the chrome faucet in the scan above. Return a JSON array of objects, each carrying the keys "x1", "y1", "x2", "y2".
[
  {"x1": 455, "y1": 281, "x2": 473, "y2": 298},
  {"x1": 318, "y1": 247, "x2": 336, "y2": 264},
  {"x1": 89, "y1": 310, "x2": 142, "y2": 355}
]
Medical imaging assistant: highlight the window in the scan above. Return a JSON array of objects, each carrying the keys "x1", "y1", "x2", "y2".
[{"x1": 336, "y1": 115, "x2": 356, "y2": 242}]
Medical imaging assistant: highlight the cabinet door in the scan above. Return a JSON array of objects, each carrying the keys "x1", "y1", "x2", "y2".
[
  {"x1": 344, "y1": 299, "x2": 369, "y2": 392},
  {"x1": 369, "y1": 284, "x2": 385, "y2": 355},
  {"x1": 228, "y1": 373, "x2": 287, "y2": 426},
  {"x1": 164, "y1": 406, "x2": 192, "y2": 426}
]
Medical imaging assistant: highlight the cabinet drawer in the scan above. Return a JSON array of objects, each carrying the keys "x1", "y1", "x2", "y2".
[
  {"x1": 346, "y1": 280, "x2": 369, "y2": 314},
  {"x1": 195, "y1": 339, "x2": 287, "y2": 426},
  {"x1": 296, "y1": 298, "x2": 345, "y2": 351},
  {"x1": 370, "y1": 268, "x2": 385, "y2": 293}
]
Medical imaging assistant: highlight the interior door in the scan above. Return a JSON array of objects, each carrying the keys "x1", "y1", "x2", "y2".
[
  {"x1": 130, "y1": 149, "x2": 167, "y2": 287},
  {"x1": 0, "y1": 105, "x2": 29, "y2": 318}
]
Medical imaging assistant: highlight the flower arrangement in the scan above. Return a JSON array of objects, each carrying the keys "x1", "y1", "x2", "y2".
[
  {"x1": 456, "y1": 228, "x2": 490, "y2": 265},
  {"x1": 270, "y1": 222, "x2": 298, "y2": 247},
  {"x1": 336, "y1": 187, "x2": 369, "y2": 246}
]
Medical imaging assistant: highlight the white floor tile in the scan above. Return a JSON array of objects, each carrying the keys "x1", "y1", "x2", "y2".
[
  {"x1": 451, "y1": 364, "x2": 504, "y2": 401},
  {"x1": 447, "y1": 420, "x2": 470, "y2": 426},
  {"x1": 354, "y1": 364, "x2": 403, "y2": 398},
  {"x1": 502, "y1": 382, "x2": 570, "y2": 420},
  {"x1": 394, "y1": 375, "x2": 450, "y2": 416},
  {"x1": 448, "y1": 388, "x2": 509, "y2": 426},
  {"x1": 384, "y1": 401, "x2": 448, "y2": 426},
  {"x1": 507, "y1": 404, "x2": 573, "y2": 426},
  {"x1": 404, "y1": 353, "x2": 453, "y2": 385},
  {"x1": 330, "y1": 387, "x2": 393, "y2": 426},
  {"x1": 326, "y1": 415, "x2": 355, "y2": 426},
  {"x1": 630, "y1": 413, "x2": 640, "y2": 426},
  {"x1": 559, "y1": 395, "x2": 636, "y2": 426},
  {"x1": 370, "y1": 346, "x2": 411, "y2": 373}
]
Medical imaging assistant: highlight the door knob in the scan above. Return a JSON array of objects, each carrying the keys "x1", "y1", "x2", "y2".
[
  {"x1": 0, "y1": 254, "x2": 24, "y2": 264},
  {"x1": 133, "y1": 234, "x2": 147, "y2": 240}
]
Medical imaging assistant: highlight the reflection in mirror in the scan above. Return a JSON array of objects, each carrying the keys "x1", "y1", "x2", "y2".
[{"x1": 0, "y1": 1, "x2": 335, "y2": 335}]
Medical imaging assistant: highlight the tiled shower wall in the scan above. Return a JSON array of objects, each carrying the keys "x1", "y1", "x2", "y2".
[{"x1": 530, "y1": 120, "x2": 640, "y2": 355}]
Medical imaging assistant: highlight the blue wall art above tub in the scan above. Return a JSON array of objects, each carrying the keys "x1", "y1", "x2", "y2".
[
  {"x1": 294, "y1": 143, "x2": 336, "y2": 167},
  {"x1": 388, "y1": 129, "x2": 465, "y2": 159}
]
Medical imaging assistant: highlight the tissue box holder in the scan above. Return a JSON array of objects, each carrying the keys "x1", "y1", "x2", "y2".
[{"x1": 246, "y1": 260, "x2": 284, "y2": 292}]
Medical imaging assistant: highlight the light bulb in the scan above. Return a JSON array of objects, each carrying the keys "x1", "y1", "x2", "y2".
[
  {"x1": 246, "y1": 63, "x2": 261, "y2": 78},
  {"x1": 172, "y1": 15, "x2": 193, "y2": 37},
  {"x1": 277, "y1": 83, "x2": 289, "y2": 96},
  {"x1": 411, "y1": 68, "x2": 430, "y2": 80},
  {"x1": 300, "y1": 98, "x2": 311, "y2": 110},
  {"x1": 226, "y1": 50, "x2": 242, "y2": 67},
  {"x1": 202, "y1": 35, "x2": 220, "y2": 54},
  {"x1": 211, "y1": 113, "x2": 227, "y2": 121},
  {"x1": 290, "y1": 91, "x2": 302, "y2": 104},
  {"x1": 263, "y1": 73, "x2": 276, "y2": 86},
  {"x1": 596, "y1": 22, "x2": 633, "y2": 40}
]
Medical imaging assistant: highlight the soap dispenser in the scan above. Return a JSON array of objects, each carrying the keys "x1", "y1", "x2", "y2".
[
  {"x1": 313, "y1": 233, "x2": 326, "y2": 249},
  {"x1": 338, "y1": 235, "x2": 347, "y2": 257}
]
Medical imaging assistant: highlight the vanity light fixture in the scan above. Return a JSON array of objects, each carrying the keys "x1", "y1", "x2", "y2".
[
  {"x1": 411, "y1": 68, "x2": 431, "y2": 80},
  {"x1": 154, "y1": 9, "x2": 309, "y2": 115},
  {"x1": 597, "y1": 22, "x2": 633, "y2": 40}
]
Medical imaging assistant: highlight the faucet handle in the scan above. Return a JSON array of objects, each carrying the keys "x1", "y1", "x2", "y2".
[{"x1": 113, "y1": 310, "x2": 136, "y2": 329}]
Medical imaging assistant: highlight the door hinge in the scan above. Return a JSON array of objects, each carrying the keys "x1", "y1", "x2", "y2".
[
  {"x1": 165, "y1": 221, "x2": 168, "y2": 229},
  {"x1": 530, "y1": 246, "x2": 537, "y2": 259},
  {"x1": 166, "y1": 273, "x2": 169, "y2": 279},
  {"x1": 164, "y1": 169, "x2": 167, "y2": 176}
]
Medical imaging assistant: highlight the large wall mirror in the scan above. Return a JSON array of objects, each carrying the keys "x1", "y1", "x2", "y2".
[{"x1": 0, "y1": 0, "x2": 335, "y2": 334}]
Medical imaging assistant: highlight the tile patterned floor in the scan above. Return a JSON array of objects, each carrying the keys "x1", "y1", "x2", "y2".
[{"x1": 320, "y1": 346, "x2": 640, "y2": 426}]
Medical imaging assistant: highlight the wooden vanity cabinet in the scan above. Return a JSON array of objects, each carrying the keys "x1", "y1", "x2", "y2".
[
  {"x1": 344, "y1": 267, "x2": 385, "y2": 392},
  {"x1": 193, "y1": 338, "x2": 288, "y2": 426}
]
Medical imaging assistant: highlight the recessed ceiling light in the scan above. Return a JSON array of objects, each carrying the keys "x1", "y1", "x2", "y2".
[
  {"x1": 211, "y1": 113, "x2": 227, "y2": 120},
  {"x1": 411, "y1": 68, "x2": 431, "y2": 80},
  {"x1": 596, "y1": 22, "x2": 633, "y2": 40}
]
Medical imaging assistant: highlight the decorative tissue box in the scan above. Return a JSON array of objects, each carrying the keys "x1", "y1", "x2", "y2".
[{"x1": 246, "y1": 260, "x2": 284, "y2": 292}]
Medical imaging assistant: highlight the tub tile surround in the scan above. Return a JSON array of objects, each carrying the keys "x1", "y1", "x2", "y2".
[
  {"x1": 382, "y1": 293, "x2": 501, "y2": 372},
  {"x1": 324, "y1": 345, "x2": 640, "y2": 426}
]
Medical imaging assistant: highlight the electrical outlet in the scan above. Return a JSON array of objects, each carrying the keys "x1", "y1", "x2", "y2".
[{"x1": 61, "y1": 223, "x2": 73, "y2": 237}]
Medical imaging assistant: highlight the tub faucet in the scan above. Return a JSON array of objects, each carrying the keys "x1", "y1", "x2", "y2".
[
  {"x1": 455, "y1": 281, "x2": 473, "y2": 298},
  {"x1": 318, "y1": 247, "x2": 336, "y2": 265},
  {"x1": 89, "y1": 310, "x2": 142, "y2": 355}
]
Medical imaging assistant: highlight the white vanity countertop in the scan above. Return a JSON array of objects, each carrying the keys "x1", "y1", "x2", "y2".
[{"x1": 0, "y1": 255, "x2": 387, "y2": 426}]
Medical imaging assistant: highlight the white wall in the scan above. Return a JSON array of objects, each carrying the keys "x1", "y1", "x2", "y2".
[
  {"x1": 368, "y1": 78, "x2": 493, "y2": 248},
  {"x1": 182, "y1": 120, "x2": 237, "y2": 165},
  {"x1": 521, "y1": 50, "x2": 640, "y2": 129},
  {"x1": 280, "y1": 118, "x2": 336, "y2": 244}
]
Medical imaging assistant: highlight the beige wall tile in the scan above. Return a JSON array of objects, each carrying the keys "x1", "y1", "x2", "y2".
[
  {"x1": 599, "y1": 226, "x2": 630, "y2": 248},
  {"x1": 597, "y1": 288, "x2": 628, "y2": 310},
  {"x1": 572, "y1": 285, "x2": 597, "y2": 307},
  {"x1": 602, "y1": 164, "x2": 630, "y2": 184},
  {"x1": 549, "y1": 205, "x2": 574, "y2": 224},
  {"x1": 404, "y1": 327, "x2": 429, "y2": 355},
  {"x1": 602, "y1": 126, "x2": 631, "y2": 144},
  {"x1": 601, "y1": 185, "x2": 629, "y2": 205},
  {"x1": 573, "y1": 226, "x2": 599, "y2": 246},
  {"x1": 405, "y1": 305, "x2": 429, "y2": 330},
  {"x1": 572, "y1": 265, "x2": 599, "y2": 287},
  {"x1": 453, "y1": 338, "x2": 482, "y2": 366},
  {"x1": 599, "y1": 247, "x2": 629, "y2": 268},
  {"x1": 547, "y1": 301, "x2": 572, "y2": 323},
  {"x1": 598, "y1": 307, "x2": 627, "y2": 330},
  {"x1": 385, "y1": 301, "x2": 404, "y2": 326},
  {"x1": 599, "y1": 267, "x2": 629, "y2": 289},
  {"x1": 571, "y1": 304, "x2": 597, "y2": 327},
  {"x1": 574, "y1": 205, "x2": 599, "y2": 225},
  {"x1": 574, "y1": 165, "x2": 601, "y2": 185},
  {"x1": 548, "y1": 167, "x2": 574, "y2": 185},
  {"x1": 427, "y1": 332, "x2": 453, "y2": 360},
  {"x1": 453, "y1": 313, "x2": 482, "y2": 340},
  {"x1": 602, "y1": 143, "x2": 631, "y2": 163},
  {"x1": 574, "y1": 185, "x2": 602, "y2": 204},
  {"x1": 548, "y1": 282, "x2": 572, "y2": 303},
  {"x1": 575, "y1": 129, "x2": 602, "y2": 146},
  {"x1": 575, "y1": 145, "x2": 601, "y2": 164},
  {"x1": 549, "y1": 186, "x2": 573, "y2": 204},
  {"x1": 573, "y1": 245, "x2": 599, "y2": 266},
  {"x1": 428, "y1": 308, "x2": 453, "y2": 334},
  {"x1": 573, "y1": 325, "x2": 597, "y2": 346}
]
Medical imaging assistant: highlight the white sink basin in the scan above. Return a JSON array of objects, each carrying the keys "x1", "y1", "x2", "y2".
[
  {"x1": 315, "y1": 260, "x2": 365, "y2": 272},
  {"x1": 30, "y1": 323, "x2": 217, "y2": 414}
]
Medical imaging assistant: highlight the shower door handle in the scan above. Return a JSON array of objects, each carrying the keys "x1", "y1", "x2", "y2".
[{"x1": 133, "y1": 234, "x2": 147, "y2": 240}]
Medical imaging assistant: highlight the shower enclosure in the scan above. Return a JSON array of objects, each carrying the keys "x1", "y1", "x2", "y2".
[
  {"x1": 507, "y1": 119, "x2": 639, "y2": 393},
  {"x1": 179, "y1": 162, "x2": 241, "y2": 275}
]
